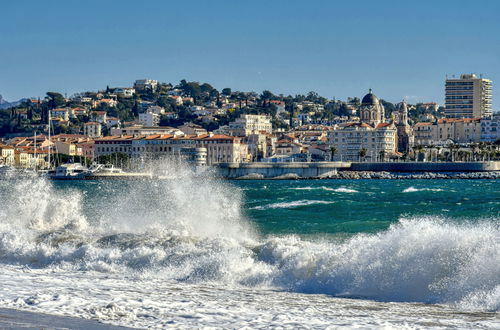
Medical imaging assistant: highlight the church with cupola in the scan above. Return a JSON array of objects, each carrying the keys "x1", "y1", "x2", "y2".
[
  {"x1": 359, "y1": 89, "x2": 385, "y2": 126},
  {"x1": 328, "y1": 89, "x2": 408, "y2": 161}
]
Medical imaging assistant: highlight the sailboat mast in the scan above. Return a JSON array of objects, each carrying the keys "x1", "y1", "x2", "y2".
[
  {"x1": 48, "y1": 108, "x2": 51, "y2": 168},
  {"x1": 34, "y1": 132, "x2": 37, "y2": 171}
]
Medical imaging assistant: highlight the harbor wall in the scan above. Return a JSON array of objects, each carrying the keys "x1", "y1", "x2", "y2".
[
  {"x1": 216, "y1": 162, "x2": 350, "y2": 179},
  {"x1": 216, "y1": 161, "x2": 500, "y2": 179},
  {"x1": 349, "y1": 161, "x2": 500, "y2": 172}
]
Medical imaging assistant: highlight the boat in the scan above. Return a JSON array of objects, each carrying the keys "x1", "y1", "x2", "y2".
[
  {"x1": 49, "y1": 163, "x2": 92, "y2": 180},
  {"x1": 88, "y1": 164, "x2": 152, "y2": 179}
]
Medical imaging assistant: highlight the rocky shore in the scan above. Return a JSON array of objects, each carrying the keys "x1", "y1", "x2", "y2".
[
  {"x1": 232, "y1": 171, "x2": 500, "y2": 180},
  {"x1": 326, "y1": 171, "x2": 500, "y2": 180}
]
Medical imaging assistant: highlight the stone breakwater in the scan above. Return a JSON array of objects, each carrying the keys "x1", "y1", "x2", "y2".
[
  {"x1": 231, "y1": 171, "x2": 500, "y2": 180},
  {"x1": 324, "y1": 171, "x2": 500, "y2": 180}
]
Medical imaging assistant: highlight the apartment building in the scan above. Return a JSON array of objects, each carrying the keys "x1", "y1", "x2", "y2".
[
  {"x1": 228, "y1": 114, "x2": 272, "y2": 136},
  {"x1": 414, "y1": 118, "x2": 482, "y2": 145},
  {"x1": 328, "y1": 122, "x2": 397, "y2": 161},
  {"x1": 445, "y1": 74, "x2": 492, "y2": 118}
]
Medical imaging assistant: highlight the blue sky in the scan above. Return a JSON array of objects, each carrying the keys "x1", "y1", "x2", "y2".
[{"x1": 1, "y1": 0, "x2": 499, "y2": 108}]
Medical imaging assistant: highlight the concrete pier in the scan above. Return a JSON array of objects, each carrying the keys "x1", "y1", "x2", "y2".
[
  {"x1": 216, "y1": 162, "x2": 351, "y2": 179},
  {"x1": 216, "y1": 161, "x2": 500, "y2": 179},
  {"x1": 349, "y1": 161, "x2": 500, "y2": 172}
]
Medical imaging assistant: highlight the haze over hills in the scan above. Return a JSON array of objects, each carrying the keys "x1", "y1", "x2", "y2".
[{"x1": 0, "y1": 94, "x2": 26, "y2": 109}]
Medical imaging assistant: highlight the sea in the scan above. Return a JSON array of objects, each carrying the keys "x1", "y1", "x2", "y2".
[{"x1": 0, "y1": 164, "x2": 498, "y2": 329}]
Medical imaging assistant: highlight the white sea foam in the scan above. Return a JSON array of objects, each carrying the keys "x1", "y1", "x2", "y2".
[
  {"x1": 0, "y1": 168, "x2": 499, "y2": 328},
  {"x1": 290, "y1": 186, "x2": 358, "y2": 193},
  {"x1": 251, "y1": 200, "x2": 334, "y2": 210},
  {"x1": 403, "y1": 186, "x2": 444, "y2": 193},
  {"x1": 331, "y1": 187, "x2": 358, "y2": 193}
]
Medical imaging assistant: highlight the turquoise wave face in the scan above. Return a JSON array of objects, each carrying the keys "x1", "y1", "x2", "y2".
[{"x1": 237, "y1": 180, "x2": 500, "y2": 236}]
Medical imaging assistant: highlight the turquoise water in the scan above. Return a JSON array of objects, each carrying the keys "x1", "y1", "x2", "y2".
[
  {"x1": 52, "y1": 179, "x2": 499, "y2": 237},
  {"x1": 237, "y1": 180, "x2": 500, "y2": 235},
  {"x1": 1, "y1": 175, "x2": 499, "y2": 328}
]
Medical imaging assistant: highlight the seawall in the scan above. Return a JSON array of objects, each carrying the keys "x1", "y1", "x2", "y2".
[
  {"x1": 349, "y1": 161, "x2": 500, "y2": 172},
  {"x1": 216, "y1": 162, "x2": 350, "y2": 179},
  {"x1": 215, "y1": 161, "x2": 500, "y2": 179}
]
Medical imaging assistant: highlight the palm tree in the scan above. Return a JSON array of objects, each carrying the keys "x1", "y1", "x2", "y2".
[
  {"x1": 330, "y1": 146, "x2": 337, "y2": 161},
  {"x1": 412, "y1": 145, "x2": 424, "y2": 161},
  {"x1": 358, "y1": 148, "x2": 367, "y2": 162},
  {"x1": 379, "y1": 150, "x2": 386, "y2": 162},
  {"x1": 427, "y1": 144, "x2": 435, "y2": 161}
]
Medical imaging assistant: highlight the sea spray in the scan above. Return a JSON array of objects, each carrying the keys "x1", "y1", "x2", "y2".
[{"x1": 0, "y1": 166, "x2": 499, "y2": 312}]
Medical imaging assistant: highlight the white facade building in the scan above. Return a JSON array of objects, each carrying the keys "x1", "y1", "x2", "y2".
[
  {"x1": 445, "y1": 74, "x2": 492, "y2": 118},
  {"x1": 134, "y1": 79, "x2": 158, "y2": 91},
  {"x1": 84, "y1": 122, "x2": 102, "y2": 138},
  {"x1": 139, "y1": 112, "x2": 160, "y2": 127},
  {"x1": 480, "y1": 113, "x2": 500, "y2": 142},
  {"x1": 228, "y1": 114, "x2": 273, "y2": 136}
]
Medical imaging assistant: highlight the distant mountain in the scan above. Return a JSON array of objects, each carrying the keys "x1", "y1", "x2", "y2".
[{"x1": 0, "y1": 94, "x2": 27, "y2": 109}]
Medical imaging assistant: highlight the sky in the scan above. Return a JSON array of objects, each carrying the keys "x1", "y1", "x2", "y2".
[{"x1": 1, "y1": 0, "x2": 499, "y2": 108}]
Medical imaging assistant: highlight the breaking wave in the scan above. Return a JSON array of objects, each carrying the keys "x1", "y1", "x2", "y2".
[
  {"x1": 0, "y1": 168, "x2": 499, "y2": 312},
  {"x1": 290, "y1": 186, "x2": 358, "y2": 193},
  {"x1": 403, "y1": 187, "x2": 444, "y2": 193},
  {"x1": 250, "y1": 200, "x2": 334, "y2": 210}
]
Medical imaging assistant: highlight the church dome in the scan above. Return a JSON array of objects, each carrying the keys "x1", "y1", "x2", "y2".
[
  {"x1": 396, "y1": 101, "x2": 407, "y2": 111},
  {"x1": 361, "y1": 89, "x2": 379, "y2": 105}
]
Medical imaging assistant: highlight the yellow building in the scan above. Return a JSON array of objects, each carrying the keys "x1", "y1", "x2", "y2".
[
  {"x1": 14, "y1": 149, "x2": 29, "y2": 168},
  {"x1": 0, "y1": 144, "x2": 15, "y2": 166}
]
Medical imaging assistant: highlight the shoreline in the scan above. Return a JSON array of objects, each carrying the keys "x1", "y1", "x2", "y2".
[
  {"x1": 230, "y1": 171, "x2": 500, "y2": 180},
  {"x1": 0, "y1": 307, "x2": 130, "y2": 330}
]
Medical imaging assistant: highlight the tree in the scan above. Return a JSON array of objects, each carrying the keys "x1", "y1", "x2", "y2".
[
  {"x1": 221, "y1": 88, "x2": 232, "y2": 96},
  {"x1": 96, "y1": 152, "x2": 130, "y2": 168},
  {"x1": 46, "y1": 92, "x2": 66, "y2": 109},
  {"x1": 260, "y1": 90, "x2": 274, "y2": 101},
  {"x1": 379, "y1": 150, "x2": 386, "y2": 162},
  {"x1": 330, "y1": 146, "x2": 337, "y2": 161},
  {"x1": 359, "y1": 148, "x2": 367, "y2": 161}
]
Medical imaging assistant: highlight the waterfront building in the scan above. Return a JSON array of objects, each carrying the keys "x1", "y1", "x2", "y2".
[
  {"x1": 14, "y1": 149, "x2": 29, "y2": 168},
  {"x1": 414, "y1": 122, "x2": 434, "y2": 145},
  {"x1": 0, "y1": 143, "x2": 15, "y2": 166},
  {"x1": 54, "y1": 140, "x2": 78, "y2": 156},
  {"x1": 445, "y1": 74, "x2": 492, "y2": 118},
  {"x1": 93, "y1": 134, "x2": 247, "y2": 165},
  {"x1": 414, "y1": 118, "x2": 481, "y2": 145},
  {"x1": 327, "y1": 90, "x2": 397, "y2": 161},
  {"x1": 328, "y1": 122, "x2": 397, "y2": 161},
  {"x1": 480, "y1": 113, "x2": 500, "y2": 142}
]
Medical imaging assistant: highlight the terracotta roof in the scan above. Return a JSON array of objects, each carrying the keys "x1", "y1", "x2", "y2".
[
  {"x1": 344, "y1": 122, "x2": 372, "y2": 128},
  {"x1": 201, "y1": 134, "x2": 236, "y2": 140},
  {"x1": 437, "y1": 118, "x2": 480, "y2": 124}
]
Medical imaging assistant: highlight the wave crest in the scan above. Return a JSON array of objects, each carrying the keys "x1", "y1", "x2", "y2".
[{"x1": 0, "y1": 171, "x2": 498, "y2": 311}]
